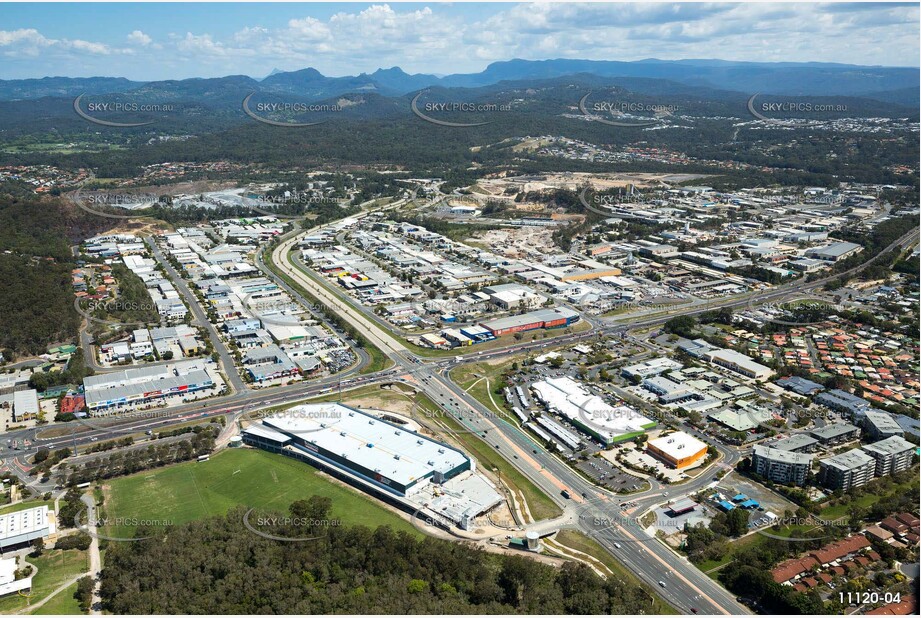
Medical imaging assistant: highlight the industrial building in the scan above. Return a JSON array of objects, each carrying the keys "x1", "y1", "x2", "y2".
[
  {"x1": 861, "y1": 410, "x2": 904, "y2": 441},
  {"x1": 805, "y1": 241, "x2": 863, "y2": 262},
  {"x1": 0, "y1": 557, "x2": 31, "y2": 597},
  {"x1": 818, "y1": 449, "x2": 876, "y2": 491},
  {"x1": 83, "y1": 359, "x2": 214, "y2": 411},
  {"x1": 0, "y1": 506, "x2": 55, "y2": 550},
  {"x1": 861, "y1": 436, "x2": 915, "y2": 477},
  {"x1": 244, "y1": 404, "x2": 470, "y2": 495},
  {"x1": 0, "y1": 389, "x2": 39, "y2": 429},
  {"x1": 621, "y1": 357, "x2": 683, "y2": 380},
  {"x1": 708, "y1": 407, "x2": 773, "y2": 432},
  {"x1": 479, "y1": 307, "x2": 579, "y2": 337},
  {"x1": 530, "y1": 376, "x2": 655, "y2": 444},
  {"x1": 243, "y1": 404, "x2": 502, "y2": 529},
  {"x1": 702, "y1": 348, "x2": 774, "y2": 380},
  {"x1": 482, "y1": 284, "x2": 542, "y2": 310},
  {"x1": 646, "y1": 432, "x2": 709, "y2": 469},
  {"x1": 775, "y1": 376, "x2": 825, "y2": 397},
  {"x1": 641, "y1": 376, "x2": 697, "y2": 403},
  {"x1": 752, "y1": 445, "x2": 813, "y2": 486}
]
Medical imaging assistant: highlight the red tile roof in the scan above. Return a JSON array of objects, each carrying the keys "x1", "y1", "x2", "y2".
[
  {"x1": 809, "y1": 536, "x2": 871, "y2": 565},
  {"x1": 771, "y1": 556, "x2": 819, "y2": 583},
  {"x1": 866, "y1": 595, "x2": 918, "y2": 615}
]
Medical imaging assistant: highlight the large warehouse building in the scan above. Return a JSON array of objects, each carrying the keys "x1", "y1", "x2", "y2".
[
  {"x1": 244, "y1": 403, "x2": 471, "y2": 496},
  {"x1": 646, "y1": 432, "x2": 709, "y2": 469},
  {"x1": 479, "y1": 307, "x2": 579, "y2": 337},
  {"x1": 531, "y1": 376, "x2": 655, "y2": 444},
  {"x1": 83, "y1": 359, "x2": 214, "y2": 412},
  {"x1": 702, "y1": 348, "x2": 774, "y2": 381},
  {"x1": 243, "y1": 404, "x2": 502, "y2": 529},
  {"x1": 0, "y1": 505, "x2": 55, "y2": 551}
]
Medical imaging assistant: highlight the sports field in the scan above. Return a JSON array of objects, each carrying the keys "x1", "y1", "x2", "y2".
[{"x1": 102, "y1": 448, "x2": 420, "y2": 539}]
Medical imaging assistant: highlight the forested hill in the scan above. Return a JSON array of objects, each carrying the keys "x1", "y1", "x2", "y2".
[
  {"x1": 0, "y1": 191, "x2": 109, "y2": 357},
  {"x1": 100, "y1": 498, "x2": 653, "y2": 614}
]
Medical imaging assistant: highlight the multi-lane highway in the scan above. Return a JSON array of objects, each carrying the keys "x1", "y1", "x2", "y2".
[
  {"x1": 268, "y1": 225, "x2": 751, "y2": 615},
  {"x1": 10, "y1": 196, "x2": 915, "y2": 615}
]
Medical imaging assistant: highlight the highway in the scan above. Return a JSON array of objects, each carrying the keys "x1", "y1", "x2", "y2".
[
  {"x1": 7, "y1": 197, "x2": 913, "y2": 614},
  {"x1": 269, "y1": 228, "x2": 750, "y2": 615}
]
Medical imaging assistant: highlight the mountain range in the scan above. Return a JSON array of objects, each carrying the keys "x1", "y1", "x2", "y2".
[{"x1": 0, "y1": 58, "x2": 917, "y2": 106}]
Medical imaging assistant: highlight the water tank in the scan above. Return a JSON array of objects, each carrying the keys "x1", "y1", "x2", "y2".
[{"x1": 525, "y1": 531, "x2": 540, "y2": 551}]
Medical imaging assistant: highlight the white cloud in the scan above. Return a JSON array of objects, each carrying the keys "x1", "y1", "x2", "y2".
[
  {"x1": 127, "y1": 30, "x2": 152, "y2": 46},
  {"x1": 0, "y1": 3, "x2": 917, "y2": 79}
]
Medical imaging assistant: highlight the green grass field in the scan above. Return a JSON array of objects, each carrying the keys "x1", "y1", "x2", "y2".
[
  {"x1": 0, "y1": 500, "x2": 53, "y2": 516},
  {"x1": 30, "y1": 581, "x2": 82, "y2": 615},
  {"x1": 0, "y1": 549, "x2": 88, "y2": 614},
  {"x1": 102, "y1": 448, "x2": 421, "y2": 539}
]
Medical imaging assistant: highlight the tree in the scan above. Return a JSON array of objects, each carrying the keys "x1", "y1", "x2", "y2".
[
  {"x1": 28, "y1": 537, "x2": 44, "y2": 558},
  {"x1": 664, "y1": 315, "x2": 696, "y2": 338},
  {"x1": 75, "y1": 575, "x2": 95, "y2": 612}
]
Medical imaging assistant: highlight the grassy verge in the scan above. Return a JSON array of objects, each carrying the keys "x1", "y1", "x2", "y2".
[
  {"x1": 29, "y1": 581, "x2": 82, "y2": 615},
  {"x1": 451, "y1": 357, "x2": 518, "y2": 417},
  {"x1": 101, "y1": 448, "x2": 421, "y2": 540},
  {"x1": 0, "y1": 549, "x2": 88, "y2": 613},
  {"x1": 0, "y1": 500, "x2": 53, "y2": 515},
  {"x1": 695, "y1": 532, "x2": 766, "y2": 575},
  {"x1": 261, "y1": 247, "x2": 392, "y2": 375},
  {"x1": 268, "y1": 380, "x2": 560, "y2": 522},
  {"x1": 554, "y1": 530, "x2": 678, "y2": 614},
  {"x1": 433, "y1": 411, "x2": 562, "y2": 521}
]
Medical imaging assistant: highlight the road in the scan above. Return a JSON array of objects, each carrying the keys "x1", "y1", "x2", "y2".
[
  {"x1": 144, "y1": 237, "x2": 247, "y2": 394},
  {"x1": 79, "y1": 493, "x2": 102, "y2": 614},
  {"x1": 5, "y1": 202, "x2": 912, "y2": 613},
  {"x1": 270, "y1": 227, "x2": 749, "y2": 615}
]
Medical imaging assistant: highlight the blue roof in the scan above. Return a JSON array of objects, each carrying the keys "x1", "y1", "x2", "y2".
[
  {"x1": 732, "y1": 494, "x2": 748, "y2": 502},
  {"x1": 718, "y1": 501, "x2": 735, "y2": 511},
  {"x1": 740, "y1": 499, "x2": 759, "y2": 508}
]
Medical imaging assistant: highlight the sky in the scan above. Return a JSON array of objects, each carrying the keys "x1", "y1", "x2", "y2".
[{"x1": 1, "y1": 2, "x2": 919, "y2": 80}]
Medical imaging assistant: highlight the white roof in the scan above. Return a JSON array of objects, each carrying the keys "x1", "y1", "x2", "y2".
[
  {"x1": 12, "y1": 390, "x2": 39, "y2": 416},
  {"x1": 0, "y1": 506, "x2": 53, "y2": 541},
  {"x1": 648, "y1": 432, "x2": 708, "y2": 459},
  {"x1": 262, "y1": 404, "x2": 468, "y2": 487},
  {"x1": 531, "y1": 377, "x2": 653, "y2": 440}
]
